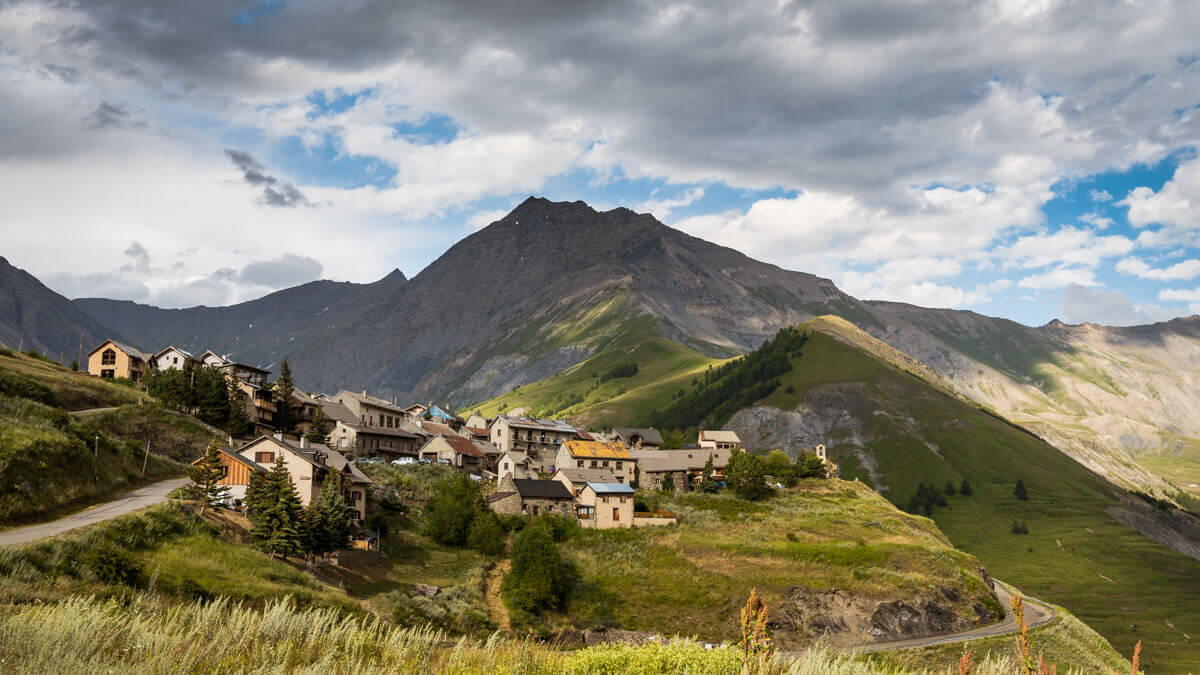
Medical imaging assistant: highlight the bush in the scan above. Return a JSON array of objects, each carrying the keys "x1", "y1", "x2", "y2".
[
  {"x1": 530, "y1": 513, "x2": 576, "y2": 542},
  {"x1": 502, "y1": 526, "x2": 570, "y2": 614},
  {"x1": 960, "y1": 479, "x2": 972, "y2": 496},
  {"x1": 1010, "y1": 520, "x2": 1029, "y2": 535},
  {"x1": 467, "y1": 513, "x2": 506, "y2": 556},
  {"x1": 424, "y1": 473, "x2": 487, "y2": 546},
  {"x1": 726, "y1": 451, "x2": 770, "y2": 501},
  {"x1": 83, "y1": 544, "x2": 143, "y2": 586}
]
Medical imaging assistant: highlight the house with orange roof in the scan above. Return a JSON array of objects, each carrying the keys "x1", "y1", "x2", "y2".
[{"x1": 554, "y1": 439, "x2": 637, "y2": 484}]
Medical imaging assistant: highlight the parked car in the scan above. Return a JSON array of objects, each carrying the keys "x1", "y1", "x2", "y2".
[
  {"x1": 391, "y1": 457, "x2": 416, "y2": 466},
  {"x1": 418, "y1": 458, "x2": 432, "y2": 464}
]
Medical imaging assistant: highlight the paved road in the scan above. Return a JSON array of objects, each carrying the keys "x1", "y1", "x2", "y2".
[
  {"x1": 68, "y1": 406, "x2": 120, "y2": 417},
  {"x1": 0, "y1": 477, "x2": 189, "y2": 547},
  {"x1": 845, "y1": 581, "x2": 1055, "y2": 654}
]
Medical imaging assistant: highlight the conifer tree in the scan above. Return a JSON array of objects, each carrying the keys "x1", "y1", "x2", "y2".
[
  {"x1": 251, "y1": 456, "x2": 304, "y2": 559},
  {"x1": 1014, "y1": 479, "x2": 1028, "y2": 501},
  {"x1": 698, "y1": 453, "x2": 718, "y2": 493},
  {"x1": 188, "y1": 440, "x2": 228, "y2": 514},
  {"x1": 305, "y1": 406, "x2": 332, "y2": 446},
  {"x1": 244, "y1": 470, "x2": 269, "y2": 517},
  {"x1": 227, "y1": 381, "x2": 254, "y2": 438},
  {"x1": 306, "y1": 474, "x2": 352, "y2": 555},
  {"x1": 273, "y1": 359, "x2": 297, "y2": 435},
  {"x1": 944, "y1": 480, "x2": 957, "y2": 496},
  {"x1": 959, "y1": 479, "x2": 973, "y2": 496}
]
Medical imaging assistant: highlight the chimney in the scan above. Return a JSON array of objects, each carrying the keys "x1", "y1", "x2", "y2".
[
  {"x1": 300, "y1": 436, "x2": 308, "y2": 449},
  {"x1": 273, "y1": 432, "x2": 283, "y2": 441},
  {"x1": 362, "y1": 389, "x2": 367, "y2": 396}
]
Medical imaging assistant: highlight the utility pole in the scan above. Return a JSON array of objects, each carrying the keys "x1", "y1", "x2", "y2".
[
  {"x1": 94, "y1": 435, "x2": 99, "y2": 484},
  {"x1": 141, "y1": 440, "x2": 151, "y2": 478},
  {"x1": 78, "y1": 334, "x2": 84, "y2": 372},
  {"x1": 17, "y1": 336, "x2": 22, "y2": 352}
]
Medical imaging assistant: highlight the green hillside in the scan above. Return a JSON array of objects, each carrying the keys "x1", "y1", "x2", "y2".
[
  {"x1": 0, "y1": 349, "x2": 216, "y2": 525},
  {"x1": 472, "y1": 318, "x2": 1200, "y2": 671}
]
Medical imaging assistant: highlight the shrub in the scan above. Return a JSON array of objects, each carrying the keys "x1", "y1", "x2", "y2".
[
  {"x1": 502, "y1": 526, "x2": 570, "y2": 613},
  {"x1": 960, "y1": 479, "x2": 973, "y2": 496},
  {"x1": 944, "y1": 481, "x2": 957, "y2": 496},
  {"x1": 1010, "y1": 521, "x2": 1029, "y2": 535},
  {"x1": 83, "y1": 544, "x2": 143, "y2": 586},
  {"x1": 530, "y1": 513, "x2": 576, "y2": 542},
  {"x1": 424, "y1": 473, "x2": 487, "y2": 546},
  {"x1": 467, "y1": 512, "x2": 506, "y2": 556}
]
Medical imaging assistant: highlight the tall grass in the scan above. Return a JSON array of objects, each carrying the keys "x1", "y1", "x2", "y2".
[{"x1": 0, "y1": 593, "x2": 1070, "y2": 674}]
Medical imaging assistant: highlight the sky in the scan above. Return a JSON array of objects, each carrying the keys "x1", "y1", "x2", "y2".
[{"x1": 2, "y1": 1, "x2": 1200, "y2": 327}]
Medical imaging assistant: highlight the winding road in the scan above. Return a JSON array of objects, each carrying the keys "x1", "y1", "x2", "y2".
[
  {"x1": 843, "y1": 581, "x2": 1055, "y2": 654},
  {"x1": 0, "y1": 477, "x2": 189, "y2": 547}
]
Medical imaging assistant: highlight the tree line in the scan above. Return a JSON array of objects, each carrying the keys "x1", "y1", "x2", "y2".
[{"x1": 645, "y1": 326, "x2": 807, "y2": 434}]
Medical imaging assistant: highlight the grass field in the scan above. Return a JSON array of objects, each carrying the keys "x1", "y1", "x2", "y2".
[
  {"x1": 0, "y1": 349, "x2": 143, "y2": 410},
  {"x1": 554, "y1": 480, "x2": 1001, "y2": 649}
]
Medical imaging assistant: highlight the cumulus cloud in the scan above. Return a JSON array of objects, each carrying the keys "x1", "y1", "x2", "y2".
[
  {"x1": 995, "y1": 227, "x2": 1133, "y2": 269},
  {"x1": 1089, "y1": 189, "x2": 1113, "y2": 202},
  {"x1": 637, "y1": 187, "x2": 705, "y2": 219},
  {"x1": 1019, "y1": 267, "x2": 1100, "y2": 290},
  {"x1": 1058, "y1": 284, "x2": 1175, "y2": 326},
  {"x1": 239, "y1": 253, "x2": 323, "y2": 288},
  {"x1": 1115, "y1": 257, "x2": 1200, "y2": 281}
]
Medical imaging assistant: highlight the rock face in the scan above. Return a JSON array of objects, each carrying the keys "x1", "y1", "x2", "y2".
[
  {"x1": 0, "y1": 257, "x2": 126, "y2": 359},
  {"x1": 769, "y1": 585, "x2": 997, "y2": 648}
]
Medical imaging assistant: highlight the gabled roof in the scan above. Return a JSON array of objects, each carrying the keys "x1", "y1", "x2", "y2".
[
  {"x1": 338, "y1": 389, "x2": 406, "y2": 413},
  {"x1": 630, "y1": 448, "x2": 729, "y2": 472},
  {"x1": 613, "y1": 427, "x2": 664, "y2": 445},
  {"x1": 221, "y1": 361, "x2": 270, "y2": 375},
  {"x1": 497, "y1": 414, "x2": 576, "y2": 433},
  {"x1": 553, "y1": 467, "x2": 616, "y2": 485},
  {"x1": 700, "y1": 429, "x2": 741, "y2": 443},
  {"x1": 501, "y1": 451, "x2": 531, "y2": 466},
  {"x1": 586, "y1": 482, "x2": 636, "y2": 495},
  {"x1": 575, "y1": 429, "x2": 595, "y2": 441},
  {"x1": 238, "y1": 435, "x2": 373, "y2": 485},
  {"x1": 486, "y1": 490, "x2": 516, "y2": 503},
  {"x1": 153, "y1": 345, "x2": 197, "y2": 361},
  {"x1": 319, "y1": 400, "x2": 359, "y2": 425},
  {"x1": 88, "y1": 339, "x2": 151, "y2": 361},
  {"x1": 199, "y1": 349, "x2": 229, "y2": 364},
  {"x1": 421, "y1": 421, "x2": 460, "y2": 437},
  {"x1": 427, "y1": 405, "x2": 463, "y2": 422},
  {"x1": 562, "y1": 439, "x2": 631, "y2": 459},
  {"x1": 191, "y1": 447, "x2": 268, "y2": 473},
  {"x1": 423, "y1": 434, "x2": 482, "y2": 458},
  {"x1": 464, "y1": 426, "x2": 490, "y2": 438},
  {"x1": 512, "y1": 479, "x2": 574, "y2": 500}
]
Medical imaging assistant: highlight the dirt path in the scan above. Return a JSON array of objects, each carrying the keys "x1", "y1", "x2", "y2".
[
  {"x1": 843, "y1": 581, "x2": 1055, "y2": 654},
  {"x1": 0, "y1": 477, "x2": 189, "y2": 546},
  {"x1": 68, "y1": 406, "x2": 120, "y2": 416},
  {"x1": 485, "y1": 559, "x2": 512, "y2": 634}
]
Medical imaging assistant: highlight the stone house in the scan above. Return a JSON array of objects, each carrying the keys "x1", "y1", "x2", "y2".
[
  {"x1": 236, "y1": 434, "x2": 374, "y2": 523},
  {"x1": 321, "y1": 400, "x2": 421, "y2": 459},
  {"x1": 490, "y1": 415, "x2": 578, "y2": 472},
  {"x1": 552, "y1": 467, "x2": 616, "y2": 497},
  {"x1": 486, "y1": 477, "x2": 575, "y2": 517},
  {"x1": 612, "y1": 427, "x2": 664, "y2": 449},
  {"x1": 86, "y1": 340, "x2": 151, "y2": 382},
  {"x1": 465, "y1": 414, "x2": 491, "y2": 430},
  {"x1": 699, "y1": 429, "x2": 741, "y2": 452},
  {"x1": 151, "y1": 346, "x2": 197, "y2": 372},
  {"x1": 336, "y1": 389, "x2": 409, "y2": 429},
  {"x1": 630, "y1": 447, "x2": 732, "y2": 490},
  {"x1": 496, "y1": 451, "x2": 536, "y2": 485},
  {"x1": 576, "y1": 483, "x2": 635, "y2": 529},
  {"x1": 555, "y1": 440, "x2": 636, "y2": 484}
]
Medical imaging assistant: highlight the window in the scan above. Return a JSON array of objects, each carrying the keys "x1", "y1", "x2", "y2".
[
  {"x1": 577, "y1": 460, "x2": 583, "y2": 468},
  {"x1": 616, "y1": 461, "x2": 622, "y2": 470},
  {"x1": 617, "y1": 476, "x2": 624, "y2": 483},
  {"x1": 100, "y1": 369, "x2": 115, "y2": 379},
  {"x1": 351, "y1": 490, "x2": 361, "y2": 502},
  {"x1": 590, "y1": 460, "x2": 597, "y2": 468},
  {"x1": 612, "y1": 507, "x2": 620, "y2": 521},
  {"x1": 619, "y1": 496, "x2": 626, "y2": 504},
  {"x1": 602, "y1": 460, "x2": 609, "y2": 467},
  {"x1": 255, "y1": 452, "x2": 274, "y2": 463},
  {"x1": 101, "y1": 349, "x2": 116, "y2": 365}
]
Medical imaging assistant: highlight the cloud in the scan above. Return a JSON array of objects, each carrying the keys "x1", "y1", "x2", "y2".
[
  {"x1": 636, "y1": 187, "x2": 705, "y2": 219},
  {"x1": 466, "y1": 208, "x2": 511, "y2": 231},
  {"x1": 1120, "y1": 157, "x2": 1200, "y2": 247},
  {"x1": 83, "y1": 102, "x2": 143, "y2": 130},
  {"x1": 1058, "y1": 284, "x2": 1175, "y2": 326},
  {"x1": 225, "y1": 149, "x2": 309, "y2": 207},
  {"x1": 1159, "y1": 287, "x2": 1200, "y2": 303},
  {"x1": 1115, "y1": 257, "x2": 1200, "y2": 281},
  {"x1": 995, "y1": 227, "x2": 1133, "y2": 269},
  {"x1": 239, "y1": 253, "x2": 323, "y2": 288},
  {"x1": 1089, "y1": 189, "x2": 1113, "y2": 202},
  {"x1": 1019, "y1": 267, "x2": 1100, "y2": 290}
]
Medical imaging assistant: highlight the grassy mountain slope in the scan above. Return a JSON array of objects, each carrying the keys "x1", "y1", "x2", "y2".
[
  {"x1": 0, "y1": 350, "x2": 216, "y2": 525},
  {"x1": 725, "y1": 320, "x2": 1200, "y2": 671},
  {"x1": 474, "y1": 320, "x2": 1200, "y2": 670}
]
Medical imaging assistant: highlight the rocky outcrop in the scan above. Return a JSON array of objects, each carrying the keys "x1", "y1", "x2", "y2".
[{"x1": 769, "y1": 585, "x2": 998, "y2": 647}]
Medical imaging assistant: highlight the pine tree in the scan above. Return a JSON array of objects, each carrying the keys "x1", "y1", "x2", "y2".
[
  {"x1": 188, "y1": 440, "x2": 228, "y2": 514},
  {"x1": 305, "y1": 406, "x2": 332, "y2": 446},
  {"x1": 250, "y1": 456, "x2": 304, "y2": 559},
  {"x1": 227, "y1": 381, "x2": 254, "y2": 438},
  {"x1": 1014, "y1": 479, "x2": 1028, "y2": 501},
  {"x1": 244, "y1": 470, "x2": 269, "y2": 517},
  {"x1": 959, "y1": 479, "x2": 973, "y2": 496},
  {"x1": 273, "y1": 359, "x2": 297, "y2": 435},
  {"x1": 70, "y1": 359, "x2": 78, "y2": 371},
  {"x1": 306, "y1": 474, "x2": 352, "y2": 555},
  {"x1": 944, "y1": 481, "x2": 957, "y2": 496},
  {"x1": 698, "y1": 453, "x2": 718, "y2": 493},
  {"x1": 194, "y1": 367, "x2": 231, "y2": 426}
]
